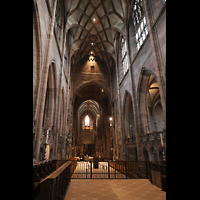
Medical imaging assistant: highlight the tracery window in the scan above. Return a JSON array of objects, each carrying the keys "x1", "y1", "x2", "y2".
[
  {"x1": 121, "y1": 37, "x2": 128, "y2": 74},
  {"x1": 133, "y1": 0, "x2": 144, "y2": 28},
  {"x1": 133, "y1": 0, "x2": 148, "y2": 50},
  {"x1": 135, "y1": 17, "x2": 148, "y2": 50}
]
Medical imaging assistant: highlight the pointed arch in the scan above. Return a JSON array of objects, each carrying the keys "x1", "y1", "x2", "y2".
[
  {"x1": 122, "y1": 90, "x2": 136, "y2": 144},
  {"x1": 137, "y1": 67, "x2": 164, "y2": 134},
  {"x1": 73, "y1": 81, "x2": 111, "y2": 105},
  {"x1": 137, "y1": 67, "x2": 157, "y2": 134},
  {"x1": 43, "y1": 61, "x2": 57, "y2": 131}
]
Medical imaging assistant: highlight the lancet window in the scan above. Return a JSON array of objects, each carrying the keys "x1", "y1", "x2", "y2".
[{"x1": 121, "y1": 36, "x2": 128, "y2": 74}]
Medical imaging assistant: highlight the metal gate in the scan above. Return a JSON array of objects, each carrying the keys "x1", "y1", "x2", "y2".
[{"x1": 71, "y1": 161, "x2": 148, "y2": 179}]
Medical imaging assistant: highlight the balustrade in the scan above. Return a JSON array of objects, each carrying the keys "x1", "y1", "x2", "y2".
[
  {"x1": 139, "y1": 131, "x2": 165, "y2": 142},
  {"x1": 124, "y1": 135, "x2": 136, "y2": 144}
]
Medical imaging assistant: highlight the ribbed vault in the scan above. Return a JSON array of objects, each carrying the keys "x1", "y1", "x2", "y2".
[
  {"x1": 64, "y1": 0, "x2": 128, "y2": 66},
  {"x1": 78, "y1": 99, "x2": 100, "y2": 118}
]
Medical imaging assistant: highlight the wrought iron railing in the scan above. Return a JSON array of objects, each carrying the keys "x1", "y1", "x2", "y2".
[{"x1": 71, "y1": 160, "x2": 148, "y2": 179}]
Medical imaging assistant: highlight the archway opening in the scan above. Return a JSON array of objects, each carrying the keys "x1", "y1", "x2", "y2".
[
  {"x1": 123, "y1": 91, "x2": 137, "y2": 161},
  {"x1": 138, "y1": 70, "x2": 164, "y2": 134},
  {"x1": 72, "y1": 84, "x2": 112, "y2": 160}
]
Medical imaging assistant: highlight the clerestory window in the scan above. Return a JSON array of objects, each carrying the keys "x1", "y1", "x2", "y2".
[
  {"x1": 121, "y1": 37, "x2": 128, "y2": 74},
  {"x1": 135, "y1": 17, "x2": 148, "y2": 50},
  {"x1": 133, "y1": 0, "x2": 149, "y2": 50}
]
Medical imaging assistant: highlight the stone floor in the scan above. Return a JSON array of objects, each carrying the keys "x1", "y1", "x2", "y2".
[{"x1": 64, "y1": 179, "x2": 166, "y2": 200}]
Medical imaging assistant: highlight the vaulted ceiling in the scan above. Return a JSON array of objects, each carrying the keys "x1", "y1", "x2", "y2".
[
  {"x1": 78, "y1": 99, "x2": 100, "y2": 118},
  {"x1": 64, "y1": 0, "x2": 128, "y2": 67}
]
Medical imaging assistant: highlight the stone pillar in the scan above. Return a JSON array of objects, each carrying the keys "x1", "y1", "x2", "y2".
[
  {"x1": 60, "y1": 31, "x2": 68, "y2": 159},
  {"x1": 35, "y1": 0, "x2": 58, "y2": 161},
  {"x1": 54, "y1": 69, "x2": 63, "y2": 159}
]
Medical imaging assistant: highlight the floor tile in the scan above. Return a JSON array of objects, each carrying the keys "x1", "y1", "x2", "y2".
[{"x1": 64, "y1": 179, "x2": 166, "y2": 200}]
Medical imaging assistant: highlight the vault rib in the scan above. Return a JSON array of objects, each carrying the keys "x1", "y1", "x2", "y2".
[
  {"x1": 119, "y1": 0, "x2": 125, "y2": 17},
  {"x1": 67, "y1": 0, "x2": 126, "y2": 67},
  {"x1": 75, "y1": 0, "x2": 91, "y2": 63},
  {"x1": 90, "y1": 2, "x2": 111, "y2": 62}
]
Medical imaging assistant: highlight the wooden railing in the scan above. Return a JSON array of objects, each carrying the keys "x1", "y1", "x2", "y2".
[
  {"x1": 68, "y1": 157, "x2": 78, "y2": 177},
  {"x1": 148, "y1": 162, "x2": 166, "y2": 191},
  {"x1": 109, "y1": 160, "x2": 148, "y2": 178},
  {"x1": 33, "y1": 160, "x2": 71, "y2": 200}
]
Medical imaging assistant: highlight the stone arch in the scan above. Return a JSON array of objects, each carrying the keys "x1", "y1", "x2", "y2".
[
  {"x1": 73, "y1": 81, "x2": 111, "y2": 106},
  {"x1": 122, "y1": 90, "x2": 137, "y2": 161},
  {"x1": 122, "y1": 90, "x2": 136, "y2": 143},
  {"x1": 46, "y1": 61, "x2": 57, "y2": 129},
  {"x1": 72, "y1": 83, "x2": 112, "y2": 159},
  {"x1": 137, "y1": 67, "x2": 159, "y2": 134}
]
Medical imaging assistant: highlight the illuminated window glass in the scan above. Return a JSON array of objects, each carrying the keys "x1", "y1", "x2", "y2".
[
  {"x1": 133, "y1": 0, "x2": 148, "y2": 50},
  {"x1": 121, "y1": 36, "x2": 128, "y2": 74},
  {"x1": 133, "y1": 0, "x2": 144, "y2": 29},
  {"x1": 135, "y1": 17, "x2": 148, "y2": 50},
  {"x1": 85, "y1": 115, "x2": 90, "y2": 126}
]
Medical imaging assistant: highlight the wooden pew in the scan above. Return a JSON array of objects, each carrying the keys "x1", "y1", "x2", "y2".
[{"x1": 33, "y1": 160, "x2": 71, "y2": 200}]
